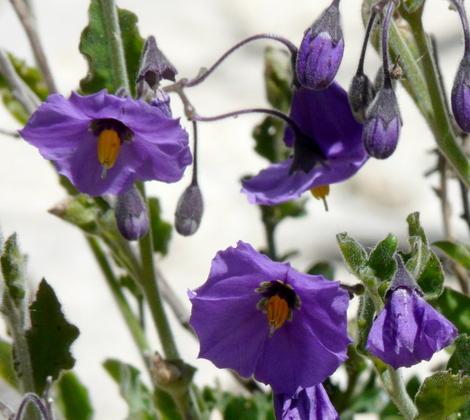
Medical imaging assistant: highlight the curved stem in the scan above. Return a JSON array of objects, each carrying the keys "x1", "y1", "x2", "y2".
[
  {"x1": 451, "y1": 0, "x2": 470, "y2": 55},
  {"x1": 356, "y1": 9, "x2": 377, "y2": 75},
  {"x1": 15, "y1": 394, "x2": 50, "y2": 420},
  {"x1": 191, "y1": 121, "x2": 199, "y2": 185},
  {"x1": 381, "y1": 1, "x2": 397, "y2": 88},
  {"x1": 183, "y1": 34, "x2": 297, "y2": 88},
  {"x1": 193, "y1": 107, "x2": 303, "y2": 138},
  {"x1": 386, "y1": 368, "x2": 418, "y2": 420}
]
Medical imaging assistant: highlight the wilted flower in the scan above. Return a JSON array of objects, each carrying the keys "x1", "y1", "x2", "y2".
[
  {"x1": 189, "y1": 241, "x2": 350, "y2": 395},
  {"x1": 362, "y1": 84, "x2": 401, "y2": 159},
  {"x1": 242, "y1": 83, "x2": 367, "y2": 205},
  {"x1": 115, "y1": 186, "x2": 149, "y2": 240},
  {"x1": 273, "y1": 385, "x2": 339, "y2": 420},
  {"x1": 20, "y1": 90, "x2": 191, "y2": 196},
  {"x1": 296, "y1": 0, "x2": 343, "y2": 90},
  {"x1": 366, "y1": 258, "x2": 458, "y2": 369}
]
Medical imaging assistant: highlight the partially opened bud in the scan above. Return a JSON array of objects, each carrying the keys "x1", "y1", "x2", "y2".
[
  {"x1": 348, "y1": 72, "x2": 375, "y2": 123},
  {"x1": 295, "y1": 0, "x2": 343, "y2": 90},
  {"x1": 175, "y1": 184, "x2": 203, "y2": 236},
  {"x1": 452, "y1": 56, "x2": 470, "y2": 132},
  {"x1": 115, "y1": 186, "x2": 149, "y2": 241},
  {"x1": 362, "y1": 85, "x2": 401, "y2": 159}
]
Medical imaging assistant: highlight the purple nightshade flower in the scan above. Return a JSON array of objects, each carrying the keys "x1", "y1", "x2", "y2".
[
  {"x1": 362, "y1": 85, "x2": 401, "y2": 159},
  {"x1": 189, "y1": 241, "x2": 351, "y2": 395},
  {"x1": 296, "y1": 0, "x2": 344, "y2": 90},
  {"x1": 273, "y1": 385, "x2": 339, "y2": 420},
  {"x1": 20, "y1": 90, "x2": 191, "y2": 196},
  {"x1": 452, "y1": 56, "x2": 470, "y2": 133},
  {"x1": 242, "y1": 83, "x2": 367, "y2": 205},
  {"x1": 366, "y1": 259, "x2": 458, "y2": 369}
]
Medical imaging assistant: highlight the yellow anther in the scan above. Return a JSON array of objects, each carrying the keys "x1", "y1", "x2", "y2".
[
  {"x1": 97, "y1": 129, "x2": 121, "y2": 175},
  {"x1": 310, "y1": 185, "x2": 330, "y2": 211},
  {"x1": 267, "y1": 295, "x2": 289, "y2": 335}
]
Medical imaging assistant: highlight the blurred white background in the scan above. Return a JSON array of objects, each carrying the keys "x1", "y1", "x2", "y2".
[{"x1": 0, "y1": 0, "x2": 467, "y2": 418}]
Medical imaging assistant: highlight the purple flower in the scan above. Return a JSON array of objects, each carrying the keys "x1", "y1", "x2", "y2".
[
  {"x1": 20, "y1": 90, "x2": 191, "y2": 196},
  {"x1": 274, "y1": 385, "x2": 339, "y2": 420},
  {"x1": 242, "y1": 83, "x2": 367, "y2": 205},
  {"x1": 296, "y1": 0, "x2": 343, "y2": 90},
  {"x1": 189, "y1": 241, "x2": 351, "y2": 395},
  {"x1": 452, "y1": 56, "x2": 470, "y2": 133},
  {"x1": 366, "y1": 260, "x2": 458, "y2": 369}
]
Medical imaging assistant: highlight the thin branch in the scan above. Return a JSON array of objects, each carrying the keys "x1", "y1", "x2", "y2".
[
  {"x1": 459, "y1": 179, "x2": 470, "y2": 236},
  {"x1": 0, "y1": 128, "x2": 20, "y2": 138},
  {"x1": 9, "y1": 0, "x2": 57, "y2": 93}
]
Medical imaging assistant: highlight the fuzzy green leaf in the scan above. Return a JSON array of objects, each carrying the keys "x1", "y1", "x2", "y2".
[
  {"x1": 367, "y1": 234, "x2": 398, "y2": 282},
  {"x1": 49, "y1": 195, "x2": 100, "y2": 234},
  {"x1": 307, "y1": 261, "x2": 335, "y2": 280},
  {"x1": 79, "y1": 0, "x2": 144, "y2": 95},
  {"x1": 252, "y1": 117, "x2": 289, "y2": 163},
  {"x1": 415, "y1": 371, "x2": 470, "y2": 420},
  {"x1": 264, "y1": 47, "x2": 293, "y2": 113},
  {"x1": 448, "y1": 334, "x2": 470, "y2": 376},
  {"x1": 1, "y1": 233, "x2": 26, "y2": 305},
  {"x1": 356, "y1": 294, "x2": 375, "y2": 354},
  {"x1": 433, "y1": 240, "x2": 470, "y2": 270},
  {"x1": 416, "y1": 250, "x2": 444, "y2": 300},
  {"x1": 104, "y1": 359, "x2": 158, "y2": 420},
  {"x1": 26, "y1": 280, "x2": 80, "y2": 394},
  {"x1": 337, "y1": 233, "x2": 368, "y2": 277},
  {"x1": 0, "y1": 339, "x2": 18, "y2": 389},
  {"x1": 56, "y1": 371, "x2": 93, "y2": 420},
  {"x1": 433, "y1": 287, "x2": 470, "y2": 334},
  {"x1": 148, "y1": 198, "x2": 172, "y2": 256},
  {"x1": 401, "y1": 0, "x2": 425, "y2": 15},
  {"x1": 154, "y1": 388, "x2": 181, "y2": 420}
]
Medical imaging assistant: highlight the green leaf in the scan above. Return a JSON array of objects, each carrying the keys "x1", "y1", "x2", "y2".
[
  {"x1": 407, "y1": 213, "x2": 427, "y2": 244},
  {"x1": 56, "y1": 371, "x2": 93, "y2": 420},
  {"x1": 260, "y1": 199, "x2": 307, "y2": 228},
  {"x1": 337, "y1": 233, "x2": 368, "y2": 277},
  {"x1": 103, "y1": 359, "x2": 158, "y2": 420},
  {"x1": 1, "y1": 233, "x2": 26, "y2": 305},
  {"x1": 0, "y1": 53, "x2": 48, "y2": 124},
  {"x1": 148, "y1": 198, "x2": 172, "y2": 256},
  {"x1": 154, "y1": 388, "x2": 181, "y2": 420},
  {"x1": 415, "y1": 371, "x2": 470, "y2": 420},
  {"x1": 223, "y1": 394, "x2": 274, "y2": 420},
  {"x1": 433, "y1": 240, "x2": 470, "y2": 270},
  {"x1": 367, "y1": 234, "x2": 398, "y2": 282},
  {"x1": 405, "y1": 236, "x2": 429, "y2": 280},
  {"x1": 400, "y1": 0, "x2": 425, "y2": 15},
  {"x1": 448, "y1": 334, "x2": 470, "y2": 376},
  {"x1": 356, "y1": 294, "x2": 376, "y2": 354},
  {"x1": 252, "y1": 117, "x2": 289, "y2": 163},
  {"x1": 416, "y1": 251, "x2": 444, "y2": 300},
  {"x1": 49, "y1": 195, "x2": 100, "y2": 234},
  {"x1": 307, "y1": 261, "x2": 335, "y2": 280},
  {"x1": 264, "y1": 47, "x2": 293, "y2": 113},
  {"x1": 433, "y1": 287, "x2": 470, "y2": 334},
  {"x1": 0, "y1": 339, "x2": 18, "y2": 389},
  {"x1": 26, "y1": 280, "x2": 80, "y2": 394},
  {"x1": 79, "y1": 0, "x2": 144, "y2": 95}
]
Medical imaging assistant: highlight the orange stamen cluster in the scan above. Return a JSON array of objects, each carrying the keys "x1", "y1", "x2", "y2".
[
  {"x1": 310, "y1": 184, "x2": 330, "y2": 211},
  {"x1": 266, "y1": 295, "x2": 290, "y2": 333},
  {"x1": 97, "y1": 129, "x2": 121, "y2": 176}
]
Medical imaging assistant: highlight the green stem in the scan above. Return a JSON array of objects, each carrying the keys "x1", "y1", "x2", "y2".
[
  {"x1": 386, "y1": 367, "x2": 418, "y2": 420},
  {"x1": 265, "y1": 223, "x2": 278, "y2": 261},
  {"x1": 136, "y1": 183, "x2": 179, "y2": 360},
  {"x1": 98, "y1": 0, "x2": 130, "y2": 92},
  {"x1": 86, "y1": 236, "x2": 149, "y2": 357},
  {"x1": 407, "y1": 13, "x2": 470, "y2": 187}
]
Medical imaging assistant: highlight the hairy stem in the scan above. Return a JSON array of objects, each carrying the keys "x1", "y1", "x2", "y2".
[{"x1": 386, "y1": 367, "x2": 418, "y2": 420}]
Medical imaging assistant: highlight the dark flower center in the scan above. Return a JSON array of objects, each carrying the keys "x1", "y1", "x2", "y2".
[
  {"x1": 289, "y1": 132, "x2": 326, "y2": 174},
  {"x1": 256, "y1": 280, "x2": 301, "y2": 336},
  {"x1": 90, "y1": 119, "x2": 133, "y2": 178}
]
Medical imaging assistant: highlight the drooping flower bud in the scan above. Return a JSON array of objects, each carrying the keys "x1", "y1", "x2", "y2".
[
  {"x1": 136, "y1": 36, "x2": 177, "y2": 97},
  {"x1": 348, "y1": 72, "x2": 375, "y2": 123},
  {"x1": 115, "y1": 186, "x2": 149, "y2": 241},
  {"x1": 174, "y1": 184, "x2": 203, "y2": 236},
  {"x1": 295, "y1": 0, "x2": 343, "y2": 90},
  {"x1": 362, "y1": 85, "x2": 401, "y2": 159},
  {"x1": 452, "y1": 56, "x2": 470, "y2": 132}
]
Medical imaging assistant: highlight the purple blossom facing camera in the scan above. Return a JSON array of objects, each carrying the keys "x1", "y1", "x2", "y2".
[
  {"x1": 242, "y1": 83, "x2": 367, "y2": 205},
  {"x1": 274, "y1": 385, "x2": 339, "y2": 420},
  {"x1": 20, "y1": 90, "x2": 191, "y2": 196},
  {"x1": 366, "y1": 260, "x2": 458, "y2": 369},
  {"x1": 188, "y1": 241, "x2": 350, "y2": 395},
  {"x1": 296, "y1": 0, "x2": 343, "y2": 90}
]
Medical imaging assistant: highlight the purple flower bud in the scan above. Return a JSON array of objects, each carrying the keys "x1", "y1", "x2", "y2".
[
  {"x1": 348, "y1": 72, "x2": 375, "y2": 123},
  {"x1": 295, "y1": 0, "x2": 343, "y2": 90},
  {"x1": 115, "y1": 186, "x2": 149, "y2": 241},
  {"x1": 151, "y1": 90, "x2": 172, "y2": 118},
  {"x1": 274, "y1": 385, "x2": 339, "y2": 420},
  {"x1": 366, "y1": 258, "x2": 458, "y2": 368},
  {"x1": 452, "y1": 56, "x2": 470, "y2": 132},
  {"x1": 362, "y1": 86, "x2": 401, "y2": 159},
  {"x1": 175, "y1": 184, "x2": 204, "y2": 236}
]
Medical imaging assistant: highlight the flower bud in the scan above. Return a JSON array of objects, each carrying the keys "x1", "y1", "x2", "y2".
[
  {"x1": 348, "y1": 72, "x2": 375, "y2": 123},
  {"x1": 115, "y1": 186, "x2": 149, "y2": 241},
  {"x1": 175, "y1": 184, "x2": 203, "y2": 236},
  {"x1": 151, "y1": 90, "x2": 172, "y2": 118},
  {"x1": 295, "y1": 0, "x2": 343, "y2": 90},
  {"x1": 452, "y1": 55, "x2": 470, "y2": 132},
  {"x1": 362, "y1": 85, "x2": 401, "y2": 159}
]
